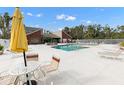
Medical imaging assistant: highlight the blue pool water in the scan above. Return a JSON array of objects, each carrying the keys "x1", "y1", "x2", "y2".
[{"x1": 53, "y1": 44, "x2": 88, "y2": 51}]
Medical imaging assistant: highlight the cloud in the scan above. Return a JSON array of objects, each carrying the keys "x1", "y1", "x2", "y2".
[
  {"x1": 27, "y1": 12, "x2": 43, "y2": 18},
  {"x1": 28, "y1": 24, "x2": 41, "y2": 28},
  {"x1": 56, "y1": 14, "x2": 76, "y2": 21},
  {"x1": 36, "y1": 14, "x2": 43, "y2": 17},
  {"x1": 34, "y1": 25, "x2": 40, "y2": 27},
  {"x1": 80, "y1": 20, "x2": 96, "y2": 24},
  {"x1": 27, "y1": 25, "x2": 33, "y2": 27},
  {"x1": 86, "y1": 20, "x2": 92, "y2": 24},
  {"x1": 56, "y1": 14, "x2": 66, "y2": 20},
  {"x1": 58, "y1": 28, "x2": 63, "y2": 31},
  {"x1": 65, "y1": 16, "x2": 76, "y2": 21},
  {"x1": 27, "y1": 12, "x2": 33, "y2": 16},
  {"x1": 80, "y1": 20, "x2": 97, "y2": 24}
]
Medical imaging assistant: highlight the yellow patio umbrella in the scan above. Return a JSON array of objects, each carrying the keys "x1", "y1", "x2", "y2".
[
  {"x1": 10, "y1": 7, "x2": 28, "y2": 53},
  {"x1": 9, "y1": 7, "x2": 33, "y2": 85}
]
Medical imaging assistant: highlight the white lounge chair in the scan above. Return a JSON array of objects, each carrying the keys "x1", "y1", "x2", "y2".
[
  {"x1": 98, "y1": 48, "x2": 123, "y2": 60},
  {"x1": 41, "y1": 56, "x2": 60, "y2": 75},
  {"x1": 33, "y1": 56, "x2": 60, "y2": 84}
]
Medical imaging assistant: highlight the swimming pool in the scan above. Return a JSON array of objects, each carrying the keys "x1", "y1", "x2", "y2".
[{"x1": 53, "y1": 44, "x2": 89, "y2": 51}]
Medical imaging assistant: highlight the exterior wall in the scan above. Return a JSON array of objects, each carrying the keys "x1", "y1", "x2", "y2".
[
  {"x1": 27, "y1": 30, "x2": 43, "y2": 44},
  {"x1": 62, "y1": 31, "x2": 72, "y2": 43},
  {"x1": 53, "y1": 31, "x2": 62, "y2": 43},
  {"x1": 62, "y1": 31, "x2": 71, "y2": 39},
  {"x1": 53, "y1": 31, "x2": 72, "y2": 43}
]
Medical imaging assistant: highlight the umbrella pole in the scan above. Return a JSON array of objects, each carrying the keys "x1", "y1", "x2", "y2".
[
  {"x1": 23, "y1": 51, "x2": 37, "y2": 85},
  {"x1": 23, "y1": 51, "x2": 30, "y2": 85},
  {"x1": 23, "y1": 51, "x2": 27, "y2": 67}
]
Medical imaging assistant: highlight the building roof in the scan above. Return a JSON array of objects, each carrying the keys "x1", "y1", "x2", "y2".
[
  {"x1": 8, "y1": 26, "x2": 43, "y2": 34},
  {"x1": 26, "y1": 29, "x2": 42, "y2": 36},
  {"x1": 44, "y1": 33, "x2": 60, "y2": 39},
  {"x1": 53, "y1": 30, "x2": 72, "y2": 39},
  {"x1": 25, "y1": 26, "x2": 43, "y2": 34}
]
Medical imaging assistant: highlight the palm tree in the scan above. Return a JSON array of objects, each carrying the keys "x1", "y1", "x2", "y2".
[
  {"x1": 0, "y1": 12, "x2": 11, "y2": 39},
  {"x1": 4, "y1": 12, "x2": 11, "y2": 33},
  {"x1": 103, "y1": 25, "x2": 111, "y2": 39},
  {"x1": 0, "y1": 15, "x2": 4, "y2": 33}
]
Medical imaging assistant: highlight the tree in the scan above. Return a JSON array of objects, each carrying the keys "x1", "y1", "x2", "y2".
[
  {"x1": 94, "y1": 24, "x2": 102, "y2": 39},
  {"x1": 103, "y1": 25, "x2": 111, "y2": 39},
  {"x1": 118, "y1": 25, "x2": 124, "y2": 32},
  {"x1": 76, "y1": 25, "x2": 84, "y2": 39},
  {"x1": 84, "y1": 25, "x2": 96, "y2": 39},
  {"x1": 59, "y1": 24, "x2": 124, "y2": 39},
  {"x1": 4, "y1": 12, "x2": 11, "y2": 33},
  {"x1": 0, "y1": 15, "x2": 4, "y2": 34},
  {"x1": 63, "y1": 27, "x2": 70, "y2": 34},
  {"x1": 0, "y1": 12, "x2": 11, "y2": 39}
]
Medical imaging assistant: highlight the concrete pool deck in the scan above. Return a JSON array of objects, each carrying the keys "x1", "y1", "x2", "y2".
[
  {"x1": 30, "y1": 44, "x2": 124, "y2": 85},
  {"x1": 1, "y1": 44, "x2": 124, "y2": 85}
]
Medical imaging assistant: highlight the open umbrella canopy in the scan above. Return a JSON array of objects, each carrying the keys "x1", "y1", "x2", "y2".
[{"x1": 9, "y1": 7, "x2": 28, "y2": 52}]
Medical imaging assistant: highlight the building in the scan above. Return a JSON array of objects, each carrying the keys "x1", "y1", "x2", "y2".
[
  {"x1": 53, "y1": 31, "x2": 72, "y2": 43},
  {"x1": 0, "y1": 26, "x2": 44, "y2": 44},
  {"x1": 2, "y1": 26, "x2": 72, "y2": 44},
  {"x1": 25, "y1": 27, "x2": 43, "y2": 44},
  {"x1": 44, "y1": 32, "x2": 60, "y2": 43}
]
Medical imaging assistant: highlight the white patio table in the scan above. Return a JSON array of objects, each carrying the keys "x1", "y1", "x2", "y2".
[
  {"x1": 8, "y1": 60, "x2": 42, "y2": 85},
  {"x1": 0, "y1": 51, "x2": 50, "y2": 85}
]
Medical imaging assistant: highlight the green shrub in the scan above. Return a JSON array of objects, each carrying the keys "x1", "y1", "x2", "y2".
[
  {"x1": 0, "y1": 45, "x2": 4, "y2": 51},
  {"x1": 119, "y1": 42, "x2": 124, "y2": 47}
]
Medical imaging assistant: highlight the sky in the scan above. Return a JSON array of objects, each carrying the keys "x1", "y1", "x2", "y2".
[{"x1": 0, "y1": 7, "x2": 124, "y2": 32}]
